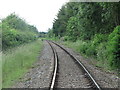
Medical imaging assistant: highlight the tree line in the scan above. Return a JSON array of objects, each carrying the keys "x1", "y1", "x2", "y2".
[
  {"x1": 2, "y1": 13, "x2": 39, "y2": 50},
  {"x1": 48, "y1": 2, "x2": 120, "y2": 69}
]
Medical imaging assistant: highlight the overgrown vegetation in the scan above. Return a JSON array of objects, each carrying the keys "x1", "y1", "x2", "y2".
[
  {"x1": 2, "y1": 39, "x2": 43, "y2": 88},
  {"x1": 2, "y1": 13, "x2": 39, "y2": 50},
  {"x1": 48, "y1": 2, "x2": 120, "y2": 70},
  {"x1": 2, "y1": 13, "x2": 43, "y2": 88},
  {"x1": 107, "y1": 26, "x2": 120, "y2": 69}
]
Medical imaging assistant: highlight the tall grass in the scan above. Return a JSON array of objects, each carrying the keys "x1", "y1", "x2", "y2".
[
  {"x1": 63, "y1": 40, "x2": 86, "y2": 53},
  {"x1": 2, "y1": 39, "x2": 43, "y2": 88}
]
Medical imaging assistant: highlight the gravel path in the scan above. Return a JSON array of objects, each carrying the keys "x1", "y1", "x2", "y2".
[
  {"x1": 59, "y1": 42, "x2": 119, "y2": 88},
  {"x1": 12, "y1": 41, "x2": 54, "y2": 88},
  {"x1": 51, "y1": 43, "x2": 90, "y2": 88}
]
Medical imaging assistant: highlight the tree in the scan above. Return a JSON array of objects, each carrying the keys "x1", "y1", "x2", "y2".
[
  {"x1": 66, "y1": 16, "x2": 79, "y2": 41},
  {"x1": 2, "y1": 13, "x2": 39, "y2": 50}
]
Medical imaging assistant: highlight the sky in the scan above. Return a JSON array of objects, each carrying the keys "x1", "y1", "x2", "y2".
[{"x1": 0, "y1": 0, "x2": 68, "y2": 32}]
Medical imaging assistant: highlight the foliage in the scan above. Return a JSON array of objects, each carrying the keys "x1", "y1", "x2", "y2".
[
  {"x1": 91, "y1": 34, "x2": 108, "y2": 46},
  {"x1": 48, "y1": 2, "x2": 120, "y2": 40},
  {"x1": 77, "y1": 41, "x2": 87, "y2": 54},
  {"x1": 48, "y1": 2, "x2": 120, "y2": 70},
  {"x1": 62, "y1": 36, "x2": 70, "y2": 41},
  {"x1": 66, "y1": 16, "x2": 79, "y2": 41},
  {"x1": 107, "y1": 26, "x2": 120, "y2": 69},
  {"x1": 47, "y1": 28, "x2": 54, "y2": 38},
  {"x1": 78, "y1": 34, "x2": 108, "y2": 57},
  {"x1": 52, "y1": 3, "x2": 79, "y2": 37},
  {"x1": 96, "y1": 42, "x2": 108, "y2": 61},
  {"x1": 84, "y1": 34, "x2": 108, "y2": 57},
  {"x1": 2, "y1": 39, "x2": 43, "y2": 88},
  {"x1": 2, "y1": 13, "x2": 38, "y2": 50}
]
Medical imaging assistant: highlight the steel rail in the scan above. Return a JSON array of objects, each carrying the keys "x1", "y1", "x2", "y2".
[
  {"x1": 47, "y1": 41, "x2": 58, "y2": 90},
  {"x1": 50, "y1": 41, "x2": 102, "y2": 90}
]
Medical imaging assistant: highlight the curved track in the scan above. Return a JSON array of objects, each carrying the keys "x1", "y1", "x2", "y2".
[
  {"x1": 47, "y1": 40, "x2": 101, "y2": 90},
  {"x1": 47, "y1": 41, "x2": 58, "y2": 90}
]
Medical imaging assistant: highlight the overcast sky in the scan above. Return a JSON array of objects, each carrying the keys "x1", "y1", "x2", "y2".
[{"x1": 0, "y1": 0, "x2": 68, "y2": 32}]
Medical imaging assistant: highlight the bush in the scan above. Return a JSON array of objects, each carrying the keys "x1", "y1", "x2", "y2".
[
  {"x1": 79, "y1": 42, "x2": 89, "y2": 54},
  {"x1": 91, "y1": 34, "x2": 108, "y2": 46},
  {"x1": 62, "y1": 36, "x2": 69, "y2": 41},
  {"x1": 96, "y1": 42, "x2": 108, "y2": 61},
  {"x1": 77, "y1": 34, "x2": 108, "y2": 58},
  {"x1": 2, "y1": 14, "x2": 38, "y2": 51},
  {"x1": 2, "y1": 29, "x2": 19, "y2": 49},
  {"x1": 86, "y1": 44, "x2": 97, "y2": 57},
  {"x1": 85, "y1": 34, "x2": 108, "y2": 58},
  {"x1": 107, "y1": 26, "x2": 120, "y2": 69},
  {"x1": 2, "y1": 29, "x2": 37, "y2": 50}
]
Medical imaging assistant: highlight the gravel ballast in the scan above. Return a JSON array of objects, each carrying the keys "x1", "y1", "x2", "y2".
[
  {"x1": 59, "y1": 42, "x2": 119, "y2": 88},
  {"x1": 52, "y1": 43, "x2": 90, "y2": 88}
]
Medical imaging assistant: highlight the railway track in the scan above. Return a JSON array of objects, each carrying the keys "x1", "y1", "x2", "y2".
[{"x1": 47, "y1": 40, "x2": 101, "y2": 90}]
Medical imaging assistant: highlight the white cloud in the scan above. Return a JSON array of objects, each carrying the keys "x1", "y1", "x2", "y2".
[{"x1": 0, "y1": 0, "x2": 68, "y2": 32}]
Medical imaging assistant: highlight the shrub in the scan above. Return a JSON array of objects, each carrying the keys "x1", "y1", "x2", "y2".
[
  {"x1": 2, "y1": 14, "x2": 38, "y2": 51},
  {"x1": 107, "y1": 26, "x2": 120, "y2": 69},
  {"x1": 79, "y1": 42, "x2": 89, "y2": 54},
  {"x1": 86, "y1": 44, "x2": 97, "y2": 57},
  {"x1": 62, "y1": 36, "x2": 69, "y2": 41},
  {"x1": 2, "y1": 29, "x2": 38, "y2": 50},
  {"x1": 91, "y1": 34, "x2": 108, "y2": 46},
  {"x1": 96, "y1": 42, "x2": 108, "y2": 61},
  {"x1": 85, "y1": 34, "x2": 109, "y2": 58},
  {"x1": 2, "y1": 29, "x2": 19, "y2": 49}
]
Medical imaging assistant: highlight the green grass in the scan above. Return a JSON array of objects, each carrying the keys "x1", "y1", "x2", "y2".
[
  {"x1": 63, "y1": 40, "x2": 84, "y2": 53},
  {"x1": 45, "y1": 37, "x2": 59, "y2": 41},
  {"x1": 2, "y1": 39, "x2": 43, "y2": 88}
]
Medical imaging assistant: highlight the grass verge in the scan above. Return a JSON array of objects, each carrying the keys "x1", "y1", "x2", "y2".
[{"x1": 2, "y1": 39, "x2": 43, "y2": 88}]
